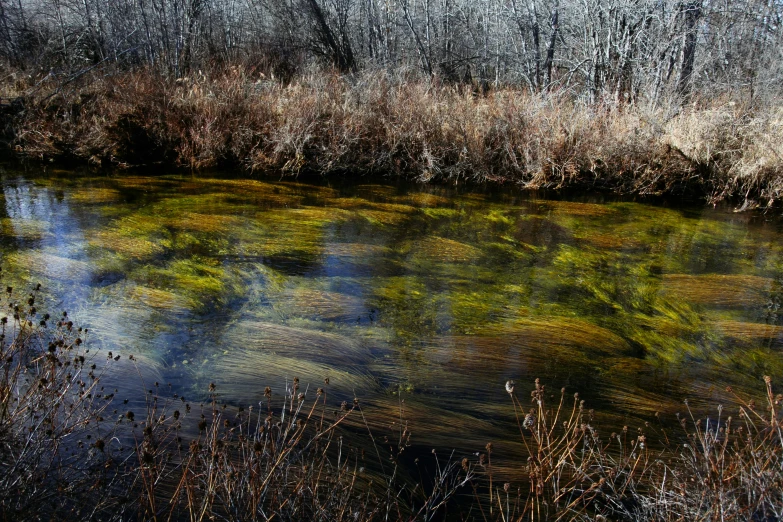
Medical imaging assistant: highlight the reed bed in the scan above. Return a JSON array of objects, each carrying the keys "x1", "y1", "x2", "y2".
[{"x1": 4, "y1": 68, "x2": 783, "y2": 206}]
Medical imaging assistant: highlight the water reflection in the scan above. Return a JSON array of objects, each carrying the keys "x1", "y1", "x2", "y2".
[{"x1": 2, "y1": 169, "x2": 783, "y2": 458}]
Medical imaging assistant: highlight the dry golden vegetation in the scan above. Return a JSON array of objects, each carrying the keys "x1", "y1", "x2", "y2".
[
  {"x1": 3, "y1": 67, "x2": 783, "y2": 206},
  {"x1": 2, "y1": 280, "x2": 783, "y2": 521}
]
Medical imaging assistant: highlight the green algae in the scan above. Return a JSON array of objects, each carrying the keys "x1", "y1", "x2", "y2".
[
  {"x1": 398, "y1": 192, "x2": 451, "y2": 207},
  {"x1": 9, "y1": 250, "x2": 92, "y2": 281},
  {"x1": 356, "y1": 209, "x2": 411, "y2": 226},
  {"x1": 662, "y1": 274, "x2": 773, "y2": 307},
  {"x1": 5, "y1": 170, "x2": 783, "y2": 456},
  {"x1": 404, "y1": 236, "x2": 483, "y2": 264},
  {"x1": 166, "y1": 212, "x2": 243, "y2": 234},
  {"x1": 69, "y1": 188, "x2": 123, "y2": 204},
  {"x1": 421, "y1": 207, "x2": 461, "y2": 220},
  {"x1": 89, "y1": 230, "x2": 167, "y2": 260},
  {"x1": 198, "y1": 320, "x2": 377, "y2": 401},
  {"x1": 128, "y1": 285, "x2": 198, "y2": 313},
  {"x1": 128, "y1": 258, "x2": 243, "y2": 312},
  {"x1": 712, "y1": 320, "x2": 783, "y2": 344},
  {"x1": 0, "y1": 218, "x2": 51, "y2": 240},
  {"x1": 275, "y1": 287, "x2": 366, "y2": 322},
  {"x1": 539, "y1": 200, "x2": 618, "y2": 218}
]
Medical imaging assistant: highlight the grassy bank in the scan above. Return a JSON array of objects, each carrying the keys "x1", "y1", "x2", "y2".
[
  {"x1": 2, "y1": 67, "x2": 782, "y2": 207},
  {"x1": 1, "y1": 283, "x2": 782, "y2": 521}
]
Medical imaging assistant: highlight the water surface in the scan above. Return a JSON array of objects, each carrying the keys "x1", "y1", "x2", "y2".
[{"x1": 2, "y1": 166, "x2": 782, "y2": 471}]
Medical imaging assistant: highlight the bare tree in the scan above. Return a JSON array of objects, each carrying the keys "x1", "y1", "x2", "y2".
[{"x1": 2, "y1": 0, "x2": 781, "y2": 103}]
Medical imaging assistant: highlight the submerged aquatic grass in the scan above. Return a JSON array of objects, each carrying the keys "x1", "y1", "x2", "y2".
[
  {"x1": 2, "y1": 280, "x2": 781, "y2": 521},
  {"x1": 2, "y1": 171, "x2": 783, "y2": 519},
  {"x1": 10, "y1": 250, "x2": 93, "y2": 281},
  {"x1": 0, "y1": 218, "x2": 51, "y2": 240},
  {"x1": 662, "y1": 273, "x2": 773, "y2": 307}
]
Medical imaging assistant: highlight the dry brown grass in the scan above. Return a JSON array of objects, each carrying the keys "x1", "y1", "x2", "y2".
[
  {"x1": 460, "y1": 378, "x2": 783, "y2": 521},
  {"x1": 4, "y1": 67, "x2": 782, "y2": 206}
]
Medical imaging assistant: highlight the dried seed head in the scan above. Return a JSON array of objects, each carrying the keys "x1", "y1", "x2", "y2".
[
  {"x1": 505, "y1": 380, "x2": 515, "y2": 394},
  {"x1": 142, "y1": 451, "x2": 154, "y2": 465}
]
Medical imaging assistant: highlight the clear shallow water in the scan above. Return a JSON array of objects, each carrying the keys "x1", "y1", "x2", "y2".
[{"x1": 2, "y1": 166, "x2": 783, "y2": 467}]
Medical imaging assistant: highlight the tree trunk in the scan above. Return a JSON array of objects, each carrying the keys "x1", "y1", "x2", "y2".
[
  {"x1": 543, "y1": 3, "x2": 559, "y2": 90},
  {"x1": 303, "y1": 0, "x2": 356, "y2": 73},
  {"x1": 677, "y1": 1, "x2": 701, "y2": 97}
]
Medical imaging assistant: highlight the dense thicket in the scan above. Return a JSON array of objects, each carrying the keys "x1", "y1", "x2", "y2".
[{"x1": 1, "y1": 0, "x2": 782, "y2": 104}]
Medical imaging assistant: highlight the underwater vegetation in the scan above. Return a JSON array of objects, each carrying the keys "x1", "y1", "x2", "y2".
[
  {"x1": 1, "y1": 171, "x2": 783, "y2": 463},
  {"x1": 1, "y1": 281, "x2": 781, "y2": 521}
]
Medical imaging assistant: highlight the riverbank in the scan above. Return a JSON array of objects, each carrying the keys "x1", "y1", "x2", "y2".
[{"x1": 2, "y1": 67, "x2": 782, "y2": 207}]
